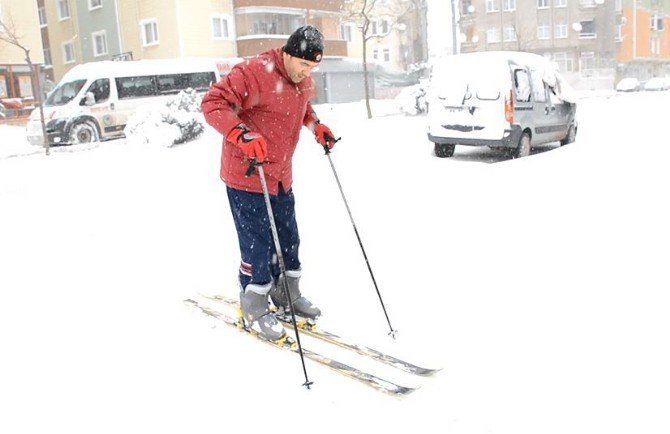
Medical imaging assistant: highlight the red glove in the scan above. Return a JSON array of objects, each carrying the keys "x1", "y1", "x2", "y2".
[
  {"x1": 314, "y1": 122, "x2": 336, "y2": 149},
  {"x1": 226, "y1": 124, "x2": 267, "y2": 161}
]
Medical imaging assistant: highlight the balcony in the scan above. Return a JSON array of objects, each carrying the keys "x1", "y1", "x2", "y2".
[
  {"x1": 237, "y1": 38, "x2": 347, "y2": 58},
  {"x1": 234, "y1": 0, "x2": 343, "y2": 13}
]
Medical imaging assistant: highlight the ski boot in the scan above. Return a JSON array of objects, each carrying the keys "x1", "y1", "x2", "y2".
[
  {"x1": 270, "y1": 270, "x2": 321, "y2": 320},
  {"x1": 240, "y1": 282, "x2": 286, "y2": 341}
]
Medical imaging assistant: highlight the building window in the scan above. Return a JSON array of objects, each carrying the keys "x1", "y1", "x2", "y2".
[
  {"x1": 555, "y1": 23, "x2": 568, "y2": 38},
  {"x1": 383, "y1": 48, "x2": 390, "y2": 62},
  {"x1": 651, "y1": 38, "x2": 661, "y2": 55},
  {"x1": 651, "y1": 15, "x2": 664, "y2": 31},
  {"x1": 88, "y1": 0, "x2": 102, "y2": 10},
  {"x1": 554, "y1": 0, "x2": 567, "y2": 6},
  {"x1": 340, "y1": 23, "x2": 353, "y2": 42},
  {"x1": 212, "y1": 15, "x2": 232, "y2": 39},
  {"x1": 372, "y1": 18, "x2": 389, "y2": 35},
  {"x1": 92, "y1": 30, "x2": 108, "y2": 56},
  {"x1": 38, "y1": 6, "x2": 47, "y2": 27},
  {"x1": 236, "y1": 11, "x2": 304, "y2": 38},
  {"x1": 140, "y1": 19, "x2": 159, "y2": 46},
  {"x1": 537, "y1": 0, "x2": 549, "y2": 9},
  {"x1": 580, "y1": 51, "x2": 595, "y2": 71},
  {"x1": 504, "y1": 25, "x2": 516, "y2": 41},
  {"x1": 579, "y1": 19, "x2": 596, "y2": 38},
  {"x1": 373, "y1": 48, "x2": 379, "y2": 61},
  {"x1": 43, "y1": 48, "x2": 53, "y2": 67},
  {"x1": 616, "y1": 23, "x2": 623, "y2": 41},
  {"x1": 62, "y1": 40, "x2": 75, "y2": 63},
  {"x1": 486, "y1": 0, "x2": 499, "y2": 12},
  {"x1": 554, "y1": 52, "x2": 573, "y2": 72},
  {"x1": 537, "y1": 24, "x2": 551, "y2": 39},
  {"x1": 486, "y1": 27, "x2": 501, "y2": 43},
  {"x1": 57, "y1": 0, "x2": 71, "y2": 20},
  {"x1": 503, "y1": 0, "x2": 516, "y2": 11}
]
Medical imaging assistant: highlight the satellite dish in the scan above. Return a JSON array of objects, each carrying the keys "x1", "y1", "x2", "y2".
[{"x1": 572, "y1": 22, "x2": 583, "y2": 32}]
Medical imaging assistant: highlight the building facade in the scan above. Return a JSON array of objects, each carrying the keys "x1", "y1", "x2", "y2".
[
  {"x1": 616, "y1": 0, "x2": 670, "y2": 80},
  {"x1": 0, "y1": 0, "x2": 44, "y2": 109},
  {"x1": 459, "y1": 0, "x2": 623, "y2": 88},
  {"x1": 341, "y1": 0, "x2": 429, "y2": 72}
]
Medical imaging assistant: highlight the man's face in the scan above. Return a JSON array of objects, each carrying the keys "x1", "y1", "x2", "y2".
[{"x1": 283, "y1": 53, "x2": 319, "y2": 84}]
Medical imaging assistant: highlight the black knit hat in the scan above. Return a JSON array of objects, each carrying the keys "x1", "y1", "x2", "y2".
[{"x1": 282, "y1": 26, "x2": 324, "y2": 63}]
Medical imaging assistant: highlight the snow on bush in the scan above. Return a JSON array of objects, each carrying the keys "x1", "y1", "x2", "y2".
[
  {"x1": 124, "y1": 88, "x2": 205, "y2": 147},
  {"x1": 396, "y1": 83, "x2": 428, "y2": 116}
]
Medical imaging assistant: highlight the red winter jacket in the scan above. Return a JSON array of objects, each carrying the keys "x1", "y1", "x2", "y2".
[{"x1": 201, "y1": 48, "x2": 319, "y2": 195}]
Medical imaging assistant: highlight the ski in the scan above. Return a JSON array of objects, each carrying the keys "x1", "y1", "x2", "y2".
[
  {"x1": 200, "y1": 293, "x2": 441, "y2": 377},
  {"x1": 184, "y1": 298, "x2": 417, "y2": 396}
]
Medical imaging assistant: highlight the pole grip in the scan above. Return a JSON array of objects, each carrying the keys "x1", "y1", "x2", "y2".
[
  {"x1": 322, "y1": 135, "x2": 341, "y2": 155},
  {"x1": 245, "y1": 158, "x2": 258, "y2": 177}
]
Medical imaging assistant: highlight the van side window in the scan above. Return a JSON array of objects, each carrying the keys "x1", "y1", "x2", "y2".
[
  {"x1": 157, "y1": 74, "x2": 187, "y2": 95},
  {"x1": 85, "y1": 79, "x2": 110, "y2": 103},
  {"x1": 188, "y1": 72, "x2": 216, "y2": 91},
  {"x1": 529, "y1": 70, "x2": 546, "y2": 103},
  {"x1": 514, "y1": 69, "x2": 531, "y2": 102},
  {"x1": 116, "y1": 76, "x2": 157, "y2": 99},
  {"x1": 157, "y1": 72, "x2": 216, "y2": 94}
]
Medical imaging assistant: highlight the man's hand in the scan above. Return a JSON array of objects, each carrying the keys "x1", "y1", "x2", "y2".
[
  {"x1": 314, "y1": 122, "x2": 336, "y2": 149},
  {"x1": 227, "y1": 124, "x2": 268, "y2": 161}
]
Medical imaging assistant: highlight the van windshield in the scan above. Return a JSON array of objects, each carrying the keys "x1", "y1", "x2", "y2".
[{"x1": 45, "y1": 79, "x2": 87, "y2": 107}]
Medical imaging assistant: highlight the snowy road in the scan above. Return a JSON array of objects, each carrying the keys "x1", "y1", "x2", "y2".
[{"x1": 1, "y1": 91, "x2": 669, "y2": 434}]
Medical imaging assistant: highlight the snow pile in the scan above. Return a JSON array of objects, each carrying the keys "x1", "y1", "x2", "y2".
[
  {"x1": 395, "y1": 83, "x2": 428, "y2": 116},
  {"x1": 124, "y1": 88, "x2": 205, "y2": 147}
]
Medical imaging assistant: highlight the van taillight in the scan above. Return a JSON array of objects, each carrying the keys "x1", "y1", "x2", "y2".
[{"x1": 505, "y1": 90, "x2": 514, "y2": 124}]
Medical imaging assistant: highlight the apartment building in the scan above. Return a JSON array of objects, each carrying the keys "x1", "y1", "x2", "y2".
[
  {"x1": 617, "y1": 0, "x2": 670, "y2": 80},
  {"x1": 342, "y1": 0, "x2": 428, "y2": 72},
  {"x1": 37, "y1": 0, "x2": 238, "y2": 82},
  {"x1": 0, "y1": 0, "x2": 44, "y2": 102},
  {"x1": 459, "y1": 0, "x2": 622, "y2": 88}
]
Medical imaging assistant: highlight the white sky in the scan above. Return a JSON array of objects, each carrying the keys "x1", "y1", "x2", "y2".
[{"x1": 426, "y1": 0, "x2": 455, "y2": 58}]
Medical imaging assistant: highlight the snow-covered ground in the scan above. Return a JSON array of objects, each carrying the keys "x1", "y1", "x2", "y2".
[{"x1": 1, "y1": 91, "x2": 669, "y2": 434}]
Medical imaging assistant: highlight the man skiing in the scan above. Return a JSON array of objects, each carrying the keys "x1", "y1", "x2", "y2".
[{"x1": 201, "y1": 26, "x2": 337, "y2": 341}]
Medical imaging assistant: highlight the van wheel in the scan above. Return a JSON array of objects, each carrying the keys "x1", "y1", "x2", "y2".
[
  {"x1": 560, "y1": 125, "x2": 576, "y2": 146},
  {"x1": 513, "y1": 132, "x2": 531, "y2": 158},
  {"x1": 434, "y1": 143, "x2": 455, "y2": 158},
  {"x1": 69, "y1": 121, "x2": 100, "y2": 145}
]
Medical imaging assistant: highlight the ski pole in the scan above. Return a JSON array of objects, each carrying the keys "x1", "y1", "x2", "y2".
[
  {"x1": 321, "y1": 138, "x2": 397, "y2": 339},
  {"x1": 246, "y1": 159, "x2": 313, "y2": 389}
]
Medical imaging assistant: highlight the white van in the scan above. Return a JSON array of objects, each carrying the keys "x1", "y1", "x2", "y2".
[
  {"x1": 427, "y1": 51, "x2": 577, "y2": 158},
  {"x1": 26, "y1": 57, "x2": 241, "y2": 146}
]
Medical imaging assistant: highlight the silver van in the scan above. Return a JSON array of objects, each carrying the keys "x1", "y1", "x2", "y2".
[{"x1": 427, "y1": 51, "x2": 577, "y2": 158}]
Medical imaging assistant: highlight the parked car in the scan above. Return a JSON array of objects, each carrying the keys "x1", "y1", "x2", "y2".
[
  {"x1": 616, "y1": 77, "x2": 641, "y2": 92},
  {"x1": 427, "y1": 51, "x2": 577, "y2": 158},
  {"x1": 643, "y1": 77, "x2": 670, "y2": 91}
]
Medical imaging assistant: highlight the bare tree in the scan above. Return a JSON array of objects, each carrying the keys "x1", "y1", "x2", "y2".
[
  {"x1": 0, "y1": 12, "x2": 50, "y2": 155},
  {"x1": 341, "y1": 0, "x2": 416, "y2": 119}
]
